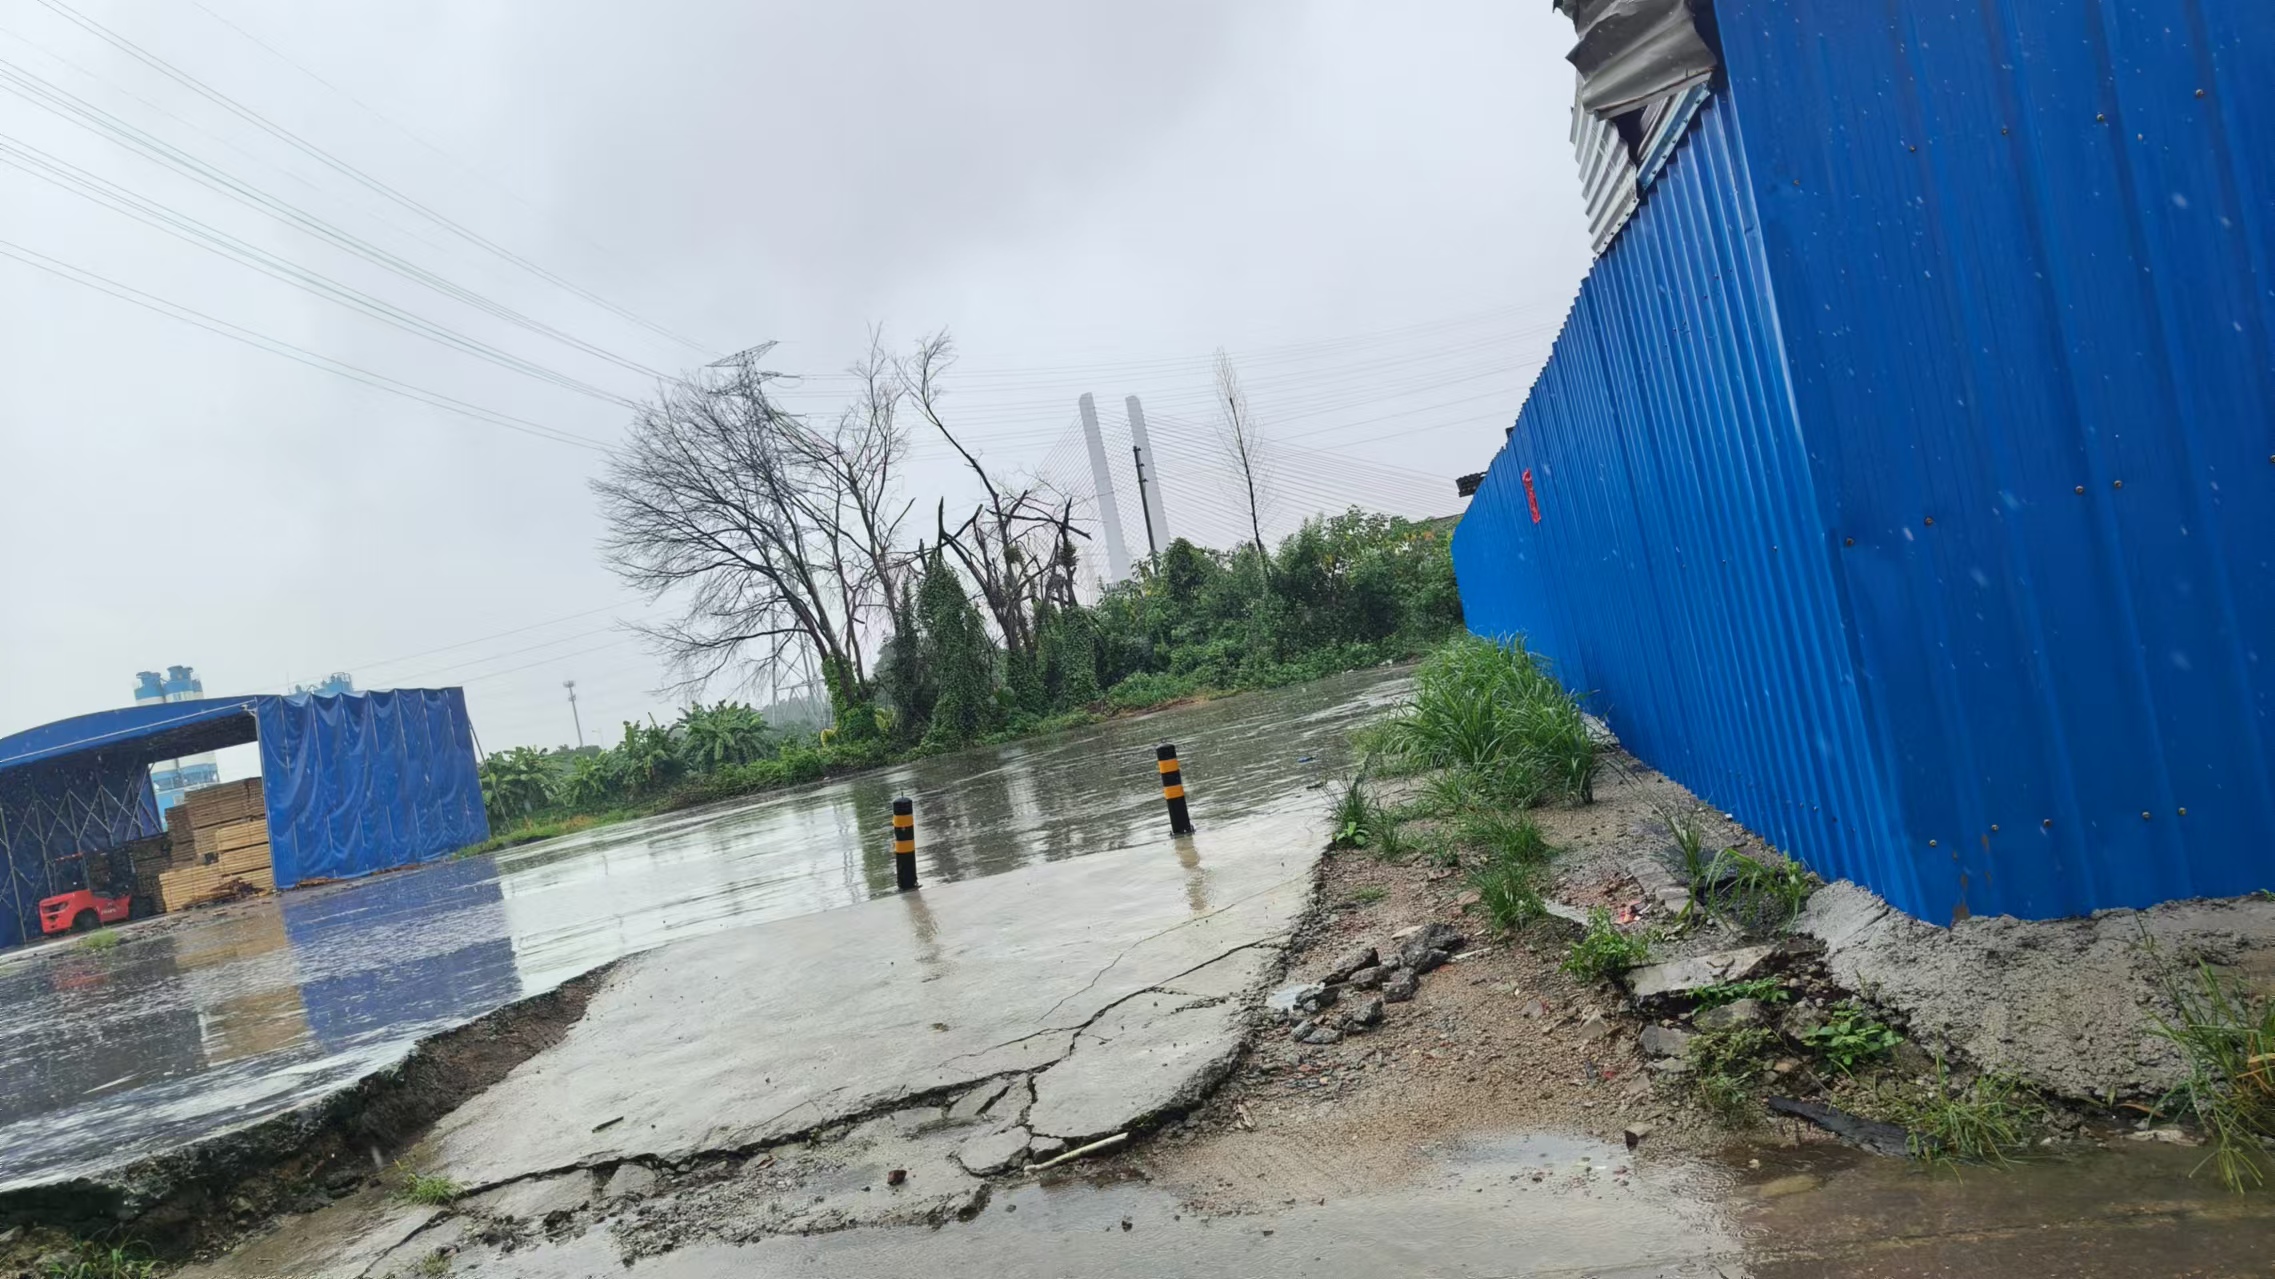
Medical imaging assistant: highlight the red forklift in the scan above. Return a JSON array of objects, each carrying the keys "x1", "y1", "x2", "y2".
[{"x1": 37, "y1": 841, "x2": 144, "y2": 935}]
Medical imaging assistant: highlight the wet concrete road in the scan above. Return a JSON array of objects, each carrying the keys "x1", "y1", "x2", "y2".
[{"x1": 0, "y1": 669, "x2": 1407, "y2": 1193}]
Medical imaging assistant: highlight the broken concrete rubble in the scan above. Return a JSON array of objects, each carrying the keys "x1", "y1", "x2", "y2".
[{"x1": 1624, "y1": 945, "x2": 1777, "y2": 1001}]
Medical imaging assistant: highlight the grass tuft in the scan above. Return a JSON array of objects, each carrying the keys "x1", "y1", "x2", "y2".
[
  {"x1": 1893, "y1": 1064, "x2": 2040, "y2": 1168},
  {"x1": 38, "y1": 1245, "x2": 160, "y2": 1279},
  {"x1": 1689, "y1": 977, "x2": 1790, "y2": 1008},
  {"x1": 1362, "y1": 635, "x2": 1595, "y2": 806},
  {"x1": 1327, "y1": 775, "x2": 1384, "y2": 851},
  {"x1": 1688, "y1": 1026, "x2": 1781, "y2": 1126},
  {"x1": 398, "y1": 1172, "x2": 465, "y2": 1206},
  {"x1": 1693, "y1": 847, "x2": 1815, "y2": 936},
  {"x1": 1467, "y1": 856, "x2": 1544, "y2": 933},
  {"x1": 1457, "y1": 810, "x2": 1551, "y2": 869},
  {"x1": 1561, "y1": 907, "x2": 1654, "y2": 983},
  {"x1": 2147, "y1": 957, "x2": 2275, "y2": 1192},
  {"x1": 1345, "y1": 886, "x2": 1387, "y2": 907},
  {"x1": 78, "y1": 930, "x2": 120, "y2": 953}
]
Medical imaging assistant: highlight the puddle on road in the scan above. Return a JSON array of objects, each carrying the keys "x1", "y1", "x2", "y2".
[{"x1": 0, "y1": 668, "x2": 1408, "y2": 1192}]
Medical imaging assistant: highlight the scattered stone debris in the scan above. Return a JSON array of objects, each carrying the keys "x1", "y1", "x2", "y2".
[
  {"x1": 1693, "y1": 998, "x2": 1764, "y2": 1031},
  {"x1": 1638, "y1": 1025, "x2": 1693, "y2": 1059},
  {"x1": 1381, "y1": 968, "x2": 1420, "y2": 1002}
]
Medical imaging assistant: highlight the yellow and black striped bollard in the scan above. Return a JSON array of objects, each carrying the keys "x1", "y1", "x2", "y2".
[
  {"x1": 892, "y1": 797, "x2": 918, "y2": 890},
  {"x1": 1156, "y1": 744, "x2": 1195, "y2": 835}
]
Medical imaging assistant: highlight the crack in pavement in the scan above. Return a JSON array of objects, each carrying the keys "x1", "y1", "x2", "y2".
[
  {"x1": 937, "y1": 935, "x2": 1284, "y2": 1069},
  {"x1": 1030, "y1": 875, "x2": 1306, "y2": 1027}
]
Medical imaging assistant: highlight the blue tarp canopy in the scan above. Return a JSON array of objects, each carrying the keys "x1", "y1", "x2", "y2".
[{"x1": 0, "y1": 689, "x2": 489, "y2": 949}]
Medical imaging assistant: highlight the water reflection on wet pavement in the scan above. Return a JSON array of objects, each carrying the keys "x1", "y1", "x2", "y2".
[{"x1": 0, "y1": 668, "x2": 1408, "y2": 1192}]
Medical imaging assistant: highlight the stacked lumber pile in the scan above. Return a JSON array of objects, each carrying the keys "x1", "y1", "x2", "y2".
[{"x1": 156, "y1": 778, "x2": 275, "y2": 912}]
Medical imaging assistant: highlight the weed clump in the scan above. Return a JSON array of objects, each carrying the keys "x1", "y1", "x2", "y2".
[
  {"x1": 1562, "y1": 908, "x2": 1653, "y2": 983},
  {"x1": 37, "y1": 1246, "x2": 159, "y2": 1279},
  {"x1": 1361, "y1": 635, "x2": 1595, "y2": 805},
  {"x1": 2149, "y1": 958, "x2": 2275, "y2": 1191},
  {"x1": 1692, "y1": 847, "x2": 1814, "y2": 936},
  {"x1": 1467, "y1": 856, "x2": 1544, "y2": 933},
  {"x1": 1802, "y1": 1002, "x2": 1902, "y2": 1073},
  {"x1": 1885, "y1": 1064, "x2": 2041, "y2": 1167},
  {"x1": 397, "y1": 1172, "x2": 465, "y2": 1206},
  {"x1": 1691, "y1": 977, "x2": 1790, "y2": 1008},
  {"x1": 78, "y1": 930, "x2": 120, "y2": 953},
  {"x1": 1327, "y1": 775, "x2": 1383, "y2": 851},
  {"x1": 1688, "y1": 1026, "x2": 1781, "y2": 1125}
]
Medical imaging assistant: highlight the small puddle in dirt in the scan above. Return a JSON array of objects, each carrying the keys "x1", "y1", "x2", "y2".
[{"x1": 0, "y1": 669, "x2": 1409, "y2": 1192}]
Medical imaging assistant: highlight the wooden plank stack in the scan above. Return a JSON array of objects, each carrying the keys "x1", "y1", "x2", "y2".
[{"x1": 155, "y1": 778, "x2": 275, "y2": 912}]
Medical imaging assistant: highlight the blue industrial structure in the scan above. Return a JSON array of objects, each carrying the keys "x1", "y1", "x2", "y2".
[
  {"x1": 133, "y1": 667, "x2": 221, "y2": 812},
  {"x1": 1455, "y1": 2, "x2": 2274, "y2": 923},
  {"x1": 0, "y1": 689, "x2": 489, "y2": 949}
]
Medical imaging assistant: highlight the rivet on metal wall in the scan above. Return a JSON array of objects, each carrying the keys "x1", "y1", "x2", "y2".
[
  {"x1": 2141, "y1": 811, "x2": 2152, "y2": 821},
  {"x1": 1907, "y1": 144, "x2": 1917, "y2": 152},
  {"x1": 1923, "y1": 516, "x2": 1935, "y2": 526},
  {"x1": 2096, "y1": 112, "x2": 2107, "y2": 122},
  {"x1": 2113, "y1": 480, "x2": 2124, "y2": 489},
  {"x1": 2042, "y1": 818, "x2": 2053, "y2": 828},
  {"x1": 2196, "y1": 89, "x2": 2206, "y2": 98},
  {"x1": 2074, "y1": 485, "x2": 2086, "y2": 494},
  {"x1": 1990, "y1": 824, "x2": 2000, "y2": 832},
  {"x1": 2001, "y1": 126, "x2": 2010, "y2": 135},
  {"x1": 1928, "y1": 839, "x2": 1938, "y2": 847},
  {"x1": 2178, "y1": 807, "x2": 2188, "y2": 817}
]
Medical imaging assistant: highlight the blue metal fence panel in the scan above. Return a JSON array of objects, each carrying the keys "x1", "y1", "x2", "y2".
[
  {"x1": 1714, "y1": 0, "x2": 2275, "y2": 919},
  {"x1": 1456, "y1": 3, "x2": 2275, "y2": 922},
  {"x1": 1454, "y1": 92, "x2": 1917, "y2": 915}
]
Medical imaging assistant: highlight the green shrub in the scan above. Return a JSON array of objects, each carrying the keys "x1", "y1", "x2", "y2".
[{"x1": 1561, "y1": 908, "x2": 1653, "y2": 983}]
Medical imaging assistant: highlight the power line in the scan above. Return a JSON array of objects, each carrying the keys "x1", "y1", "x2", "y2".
[
  {"x1": 0, "y1": 237, "x2": 610, "y2": 450},
  {"x1": 0, "y1": 131, "x2": 641, "y2": 407},
  {"x1": 27, "y1": 0, "x2": 713, "y2": 358},
  {"x1": 0, "y1": 51, "x2": 672, "y2": 383}
]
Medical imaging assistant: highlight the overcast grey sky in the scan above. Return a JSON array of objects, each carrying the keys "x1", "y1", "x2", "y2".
[{"x1": 0, "y1": 0, "x2": 1591, "y2": 757}]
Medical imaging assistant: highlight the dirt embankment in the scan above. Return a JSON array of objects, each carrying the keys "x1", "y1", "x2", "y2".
[
  {"x1": 1120, "y1": 746, "x2": 2274, "y2": 1211},
  {"x1": 0, "y1": 964, "x2": 615, "y2": 1273}
]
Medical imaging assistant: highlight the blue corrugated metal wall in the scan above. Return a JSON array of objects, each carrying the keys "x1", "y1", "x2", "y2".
[{"x1": 1455, "y1": 3, "x2": 2275, "y2": 922}]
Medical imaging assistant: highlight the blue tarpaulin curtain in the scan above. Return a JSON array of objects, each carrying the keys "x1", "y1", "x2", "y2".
[{"x1": 257, "y1": 689, "x2": 488, "y2": 889}]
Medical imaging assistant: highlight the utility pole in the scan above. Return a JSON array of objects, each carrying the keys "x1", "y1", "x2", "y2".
[
  {"x1": 1078, "y1": 393, "x2": 1132, "y2": 583},
  {"x1": 1125, "y1": 395, "x2": 1170, "y2": 557},
  {"x1": 1132, "y1": 445, "x2": 1159, "y2": 560},
  {"x1": 563, "y1": 679, "x2": 584, "y2": 749}
]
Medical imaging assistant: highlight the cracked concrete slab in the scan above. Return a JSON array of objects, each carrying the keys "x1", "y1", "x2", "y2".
[
  {"x1": 423, "y1": 807, "x2": 1317, "y2": 1188},
  {"x1": 1028, "y1": 998, "x2": 1247, "y2": 1142}
]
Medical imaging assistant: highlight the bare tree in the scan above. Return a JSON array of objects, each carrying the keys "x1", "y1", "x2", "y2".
[
  {"x1": 594, "y1": 342, "x2": 909, "y2": 717},
  {"x1": 903, "y1": 332, "x2": 1087, "y2": 665},
  {"x1": 1214, "y1": 348, "x2": 1274, "y2": 589}
]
